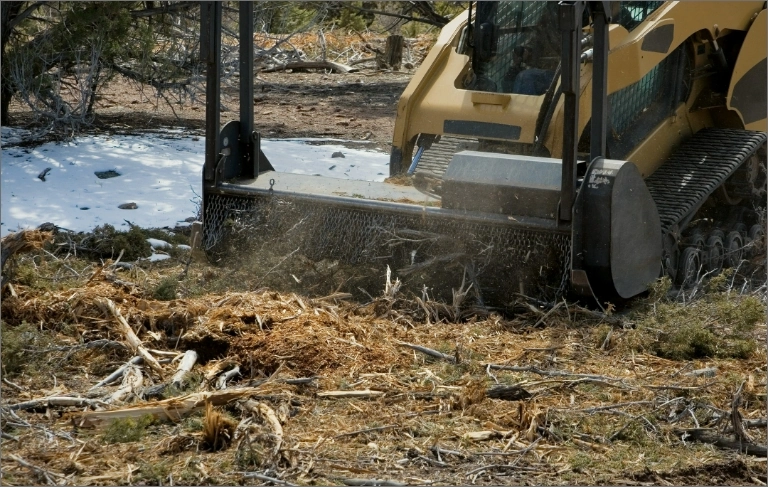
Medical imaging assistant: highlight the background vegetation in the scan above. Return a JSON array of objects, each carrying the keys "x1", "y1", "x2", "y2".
[{"x1": 1, "y1": 1, "x2": 465, "y2": 134}]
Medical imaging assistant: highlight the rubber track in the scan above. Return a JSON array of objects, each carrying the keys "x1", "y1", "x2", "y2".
[
  {"x1": 415, "y1": 136, "x2": 475, "y2": 177},
  {"x1": 645, "y1": 128, "x2": 766, "y2": 233}
]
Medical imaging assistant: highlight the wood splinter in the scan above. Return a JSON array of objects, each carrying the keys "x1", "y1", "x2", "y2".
[{"x1": 96, "y1": 298, "x2": 164, "y2": 376}]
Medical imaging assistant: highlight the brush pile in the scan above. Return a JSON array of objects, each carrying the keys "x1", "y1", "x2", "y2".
[{"x1": 1, "y1": 228, "x2": 766, "y2": 486}]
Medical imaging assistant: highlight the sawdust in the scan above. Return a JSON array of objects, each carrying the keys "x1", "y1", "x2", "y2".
[{"x1": 1, "y1": 239, "x2": 766, "y2": 486}]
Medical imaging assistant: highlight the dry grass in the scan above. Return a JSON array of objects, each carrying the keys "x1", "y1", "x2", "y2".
[{"x1": 1, "y1": 239, "x2": 766, "y2": 486}]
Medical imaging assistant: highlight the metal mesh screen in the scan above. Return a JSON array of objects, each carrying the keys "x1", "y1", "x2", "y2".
[
  {"x1": 615, "y1": 2, "x2": 665, "y2": 31},
  {"x1": 203, "y1": 192, "x2": 571, "y2": 307},
  {"x1": 608, "y1": 49, "x2": 679, "y2": 137},
  {"x1": 608, "y1": 64, "x2": 664, "y2": 135}
]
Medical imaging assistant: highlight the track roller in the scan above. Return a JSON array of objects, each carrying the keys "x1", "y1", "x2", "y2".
[
  {"x1": 747, "y1": 224, "x2": 765, "y2": 257},
  {"x1": 724, "y1": 231, "x2": 744, "y2": 268},
  {"x1": 705, "y1": 233, "x2": 725, "y2": 274},
  {"x1": 677, "y1": 246, "x2": 701, "y2": 287}
]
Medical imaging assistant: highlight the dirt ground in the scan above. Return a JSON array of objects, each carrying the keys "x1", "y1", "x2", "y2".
[
  {"x1": 3, "y1": 63, "x2": 768, "y2": 486},
  {"x1": 8, "y1": 69, "x2": 413, "y2": 154}
]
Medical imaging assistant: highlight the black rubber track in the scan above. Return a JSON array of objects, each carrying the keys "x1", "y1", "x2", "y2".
[{"x1": 645, "y1": 128, "x2": 766, "y2": 233}]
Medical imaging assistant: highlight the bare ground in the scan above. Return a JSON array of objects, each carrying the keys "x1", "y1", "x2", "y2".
[{"x1": 7, "y1": 70, "x2": 412, "y2": 153}]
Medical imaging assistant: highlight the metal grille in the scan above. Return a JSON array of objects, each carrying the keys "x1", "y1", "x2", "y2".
[{"x1": 203, "y1": 192, "x2": 571, "y2": 307}]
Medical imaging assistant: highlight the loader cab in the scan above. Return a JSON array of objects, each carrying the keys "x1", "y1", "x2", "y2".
[{"x1": 461, "y1": 1, "x2": 665, "y2": 96}]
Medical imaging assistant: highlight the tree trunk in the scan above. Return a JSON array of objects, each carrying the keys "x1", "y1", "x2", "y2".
[
  {"x1": 377, "y1": 35, "x2": 404, "y2": 71},
  {"x1": 1, "y1": 2, "x2": 24, "y2": 125}
]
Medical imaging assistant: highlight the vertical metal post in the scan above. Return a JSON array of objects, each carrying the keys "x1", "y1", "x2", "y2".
[
  {"x1": 239, "y1": 1, "x2": 255, "y2": 178},
  {"x1": 201, "y1": 1, "x2": 221, "y2": 184},
  {"x1": 558, "y1": 1, "x2": 585, "y2": 222},
  {"x1": 589, "y1": 3, "x2": 610, "y2": 162}
]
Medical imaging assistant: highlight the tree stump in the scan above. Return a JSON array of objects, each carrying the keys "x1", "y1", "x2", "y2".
[{"x1": 377, "y1": 35, "x2": 404, "y2": 70}]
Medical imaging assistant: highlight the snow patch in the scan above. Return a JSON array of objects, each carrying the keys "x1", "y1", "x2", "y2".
[
  {"x1": 146, "y1": 238, "x2": 172, "y2": 249},
  {"x1": 1, "y1": 133, "x2": 389, "y2": 237}
]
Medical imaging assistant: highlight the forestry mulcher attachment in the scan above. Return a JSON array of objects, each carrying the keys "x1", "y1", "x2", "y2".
[{"x1": 200, "y1": 1, "x2": 766, "y2": 308}]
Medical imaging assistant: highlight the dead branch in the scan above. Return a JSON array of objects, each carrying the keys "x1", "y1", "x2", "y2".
[
  {"x1": 96, "y1": 298, "x2": 164, "y2": 376},
  {"x1": 334, "y1": 424, "x2": 399, "y2": 439},
  {"x1": 465, "y1": 437, "x2": 542, "y2": 478},
  {"x1": 575, "y1": 401, "x2": 655, "y2": 413},
  {"x1": 89, "y1": 356, "x2": 143, "y2": 391},
  {"x1": 730, "y1": 381, "x2": 753, "y2": 443},
  {"x1": 130, "y1": 1, "x2": 197, "y2": 17},
  {"x1": 396, "y1": 341, "x2": 456, "y2": 363},
  {"x1": 431, "y1": 445, "x2": 466, "y2": 460},
  {"x1": 3, "y1": 377, "x2": 24, "y2": 392},
  {"x1": 242, "y1": 472, "x2": 297, "y2": 486},
  {"x1": 247, "y1": 376, "x2": 320, "y2": 388},
  {"x1": 316, "y1": 390, "x2": 385, "y2": 399},
  {"x1": 107, "y1": 365, "x2": 143, "y2": 404},
  {"x1": 1, "y1": 431, "x2": 19, "y2": 442},
  {"x1": 9, "y1": 396, "x2": 108, "y2": 411},
  {"x1": 485, "y1": 364, "x2": 624, "y2": 382},
  {"x1": 642, "y1": 381, "x2": 718, "y2": 391},
  {"x1": 242, "y1": 399, "x2": 283, "y2": 456},
  {"x1": 341, "y1": 480, "x2": 406, "y2": 487},
  {"x1": 261, "y1": 60, "x2": 357, "y2": 74},
  {"x1": 7, "y1": 454, "x2": 65, "y2": 485},
  {"x1": 76, "y1": 387, "x2": 267, "y2": 428},
  {"x1": 216, "y1": 365, "x2": 241, "y2": 389},
  {"x1": 171, "y1": 350, "x2": 198, "y2": 388}
]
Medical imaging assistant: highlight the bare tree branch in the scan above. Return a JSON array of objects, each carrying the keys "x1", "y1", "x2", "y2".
[
  {"x1": 130, "y1": 1, "x2": 197, "y2": 18},
  {"x1": 336, "y1": 5, "x2": 447, "y2": 28},
  {"x1": 8, "y1": 1, "x2": 47, "y2": 31}
]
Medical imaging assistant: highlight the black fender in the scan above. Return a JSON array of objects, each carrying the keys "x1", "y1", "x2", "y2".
[{"x1": 571, "y1": 158, "x2": 662, "y2": 300}]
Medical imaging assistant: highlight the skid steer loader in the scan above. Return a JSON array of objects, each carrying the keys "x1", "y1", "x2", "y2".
[{"x1": 199, "y1": 1, "x2": 766, "y2": 308}]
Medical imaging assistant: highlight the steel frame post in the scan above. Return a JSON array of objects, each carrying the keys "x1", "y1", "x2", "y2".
[
  {"x1": 588, "y1": 2, "x2": 613, "y2": 162},
  {"x1": 558, "y1": 1, "x2": 586, "y2": 222},
  {"x1": 201, "y1": 1, "x2": 221, "y2": 185},
  {"x1": 239, "y1": 1, "x2": 256, "y2": 178}
]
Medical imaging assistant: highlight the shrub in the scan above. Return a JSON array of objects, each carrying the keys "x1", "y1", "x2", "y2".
[
  {"x1": 153, "y1": 277, "x2": 178, "y2": 301},
  {"x1": 89, "y1": 224, "x2": 152, "y2": 261},
  {"x1": 1, "y1": 321, "x2": 47, "y2": 375},
  {"x1": 627, "y1": 282, "x2": 764, "y2": 360},
  {"x1": 103, "y1": 415, "x2": 155, "y2": 444}
]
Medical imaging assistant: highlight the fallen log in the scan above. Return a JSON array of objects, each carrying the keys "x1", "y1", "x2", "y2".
[
  {"x1": 676, "y1": 428, "x2": 768, "y2": 456},
  {"x1": 349, "y1": 56, "x2": 377, "y2": 66},
  {"x1": 75, "y1": 387, "x2": 266, "y2": 428},
  {"x1": 96, "y1": 298, "x2": 164, "y2": 376},
  {"x1": 261, "y1": 60, "x2": 357, "y2": 74}
]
